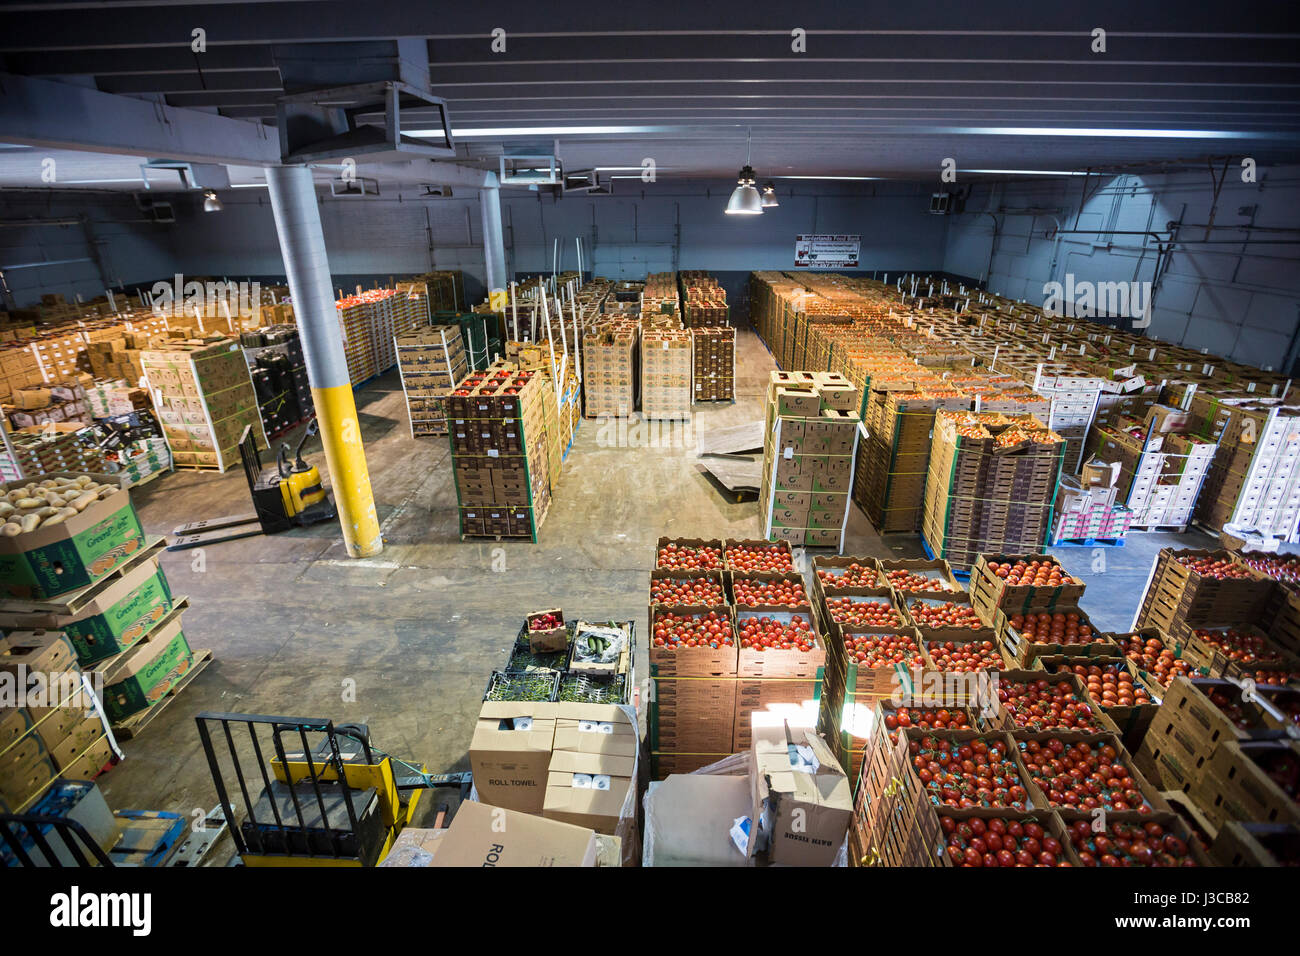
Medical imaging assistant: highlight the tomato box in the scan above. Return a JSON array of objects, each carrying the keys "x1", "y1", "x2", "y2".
[
  {"x1": 722, "y1": 538, "x2": 793, "y2": 572},
  {"x1": 733, "y1": 605, "x2": 823, "y2": 678},
  {"x1": 648, "y1": 569, "x2": 725, "y2": 607},
  {"x1": 524, "y1": 608, "x2": 566, "y2": 653},
  {"x1": 969, "y1": 553, "x2": 1086, "y2": 616},
  {"x1": 1210, "y1": 820, "x2": 1300, "y2": 866},
  {"x1": 654, "y1": 536, "x2": 723, "y2": 571},
  {"x1": 1056, "y1": 809, "x2": 1212, "y2": 866},
  {"x1": 903, "y1": 594, "x2": 986, "y2": 633},
  {"x1": 934, "y1": 806, "x2": 1083, "y2": 867},
  {"x1": 995, "y1": 606, "x2": 1118, "y2": 668},
  {"x1": 1035, "y1": 655, "x2": 1161, "y2": 752},
  {"x1": 726, "y1": 570, "x2": 810, "y2": 609},
  {"x1": 1195, "y1": 739, "x2": 1300, "y2": 830},
  {"x1": 0, "y1": 474, "x2": 147, "y2": 600},
  {"x1": 1161, "y1": 788, "x2": 1218, "y2": 852},
  {"x1": 923, "y1": 627, "x2": 1009, "y2": 674},
  {"x1": 877, "y1": 557, "x2": 965, "y2": 597},
  {"x1": 1183, "y1": 623, "x2": 1291, "y2": 677},
  {"x1": 811, "y1": 555, "x2": 881, "y2": 592},
  {"x1": 648, "y1": 605, "x2": 737, "y2": 677},
  {"x1": 1008, "y1": 728, "x2": 1171, "y2": 816},
  {"x1": 821, "y1": 587, "x2": 907, "y2": 639},
  {"x1": 991, "y1": 670, "x2": 1122, "y2": 737}
]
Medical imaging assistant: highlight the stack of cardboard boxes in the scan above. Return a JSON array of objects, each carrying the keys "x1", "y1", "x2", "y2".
[
  {"x1": 691, "y1": 327, "x2": 735, "y2": 402},
  {"x1": 469, "y1": 697, "x2": 640, "y2": 865},
  {"x1": 449, "y1": 366, "x2": 552, "y2": 540},
  {"x1": 396, "y1": 325, "x2": 468, "y2": 437},
  {"x1": 640, "y1": 329, "x2": 692, "y2": 420},
  {"x1": 0, "y1": 631, "x2": 116, "y2": 813},
  {"x1": 335, "y1": 288, "x2": 424, "y2": 387},
  {"x1": 761, "y1": 371, "x2": 861, "y2": 549},
  {"x1": 582, "y1": 321, "x2": 637, "y2": 418},
  {"x1": 681, "y1": 273, "x2": 729, "y2": 328},
  {"x1": 921, "y1": 411, "x2": 1066, "y2": 572},
  {"x1": 141, "y1": 337, "x2": 268, "y2": 471},
  {"x1": 6, "y1": 379, "x2": 91, "y2": 430},
  {"x1": 6, "y1": 423, "x2": 100, "y2": 476}
]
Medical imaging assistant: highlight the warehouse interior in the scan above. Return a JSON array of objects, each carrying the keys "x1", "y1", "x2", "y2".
[{"x1": 1, "y1": 3, "x2": 1299, "y2": 882}]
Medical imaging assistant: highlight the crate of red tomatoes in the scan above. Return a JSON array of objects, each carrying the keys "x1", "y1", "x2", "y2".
[
  {"x1": 924, "y1": 629, "x2": 1010, "y2": 673},
  {"x1": 811, "y1": 555, "x2": 881, "y2": 592},
  {"x1": 903, "y1": 594, "x2": 987, "y2": 633},
  {"x1": 970, "y1": 553, "x2": 1086, "y2": 618},
  {"x1": 936, "y1": 807, "x2": 1082, "y2": 867},
  {"x1": 1183, "y1": 623, "x2": 1295, "y2": 679},
  {"x1": 1113, "y1": 627, "x2": 1197, "y2": 690},
  {"x1": 654, "y1": 536, "x2": 723, "y2": 571},
  {"x1": 1009, "y1": 729, "x2": 1170, "y2": 816},
  {"x1": 1035, "y1": 656, "x2": 1162, "y2": 752},
  {"x1": 821, "y1": 587, "x2": 906, "y2": 640},
  {"x1": 878, "y1": 557, "x2": 965, "y2": 598},
  {"x1": 722, "y1": 538, "x2": 793, "y2": 573},
  {"x1": 648, "y1": 569, "x2": 726, "y2": 608},
  {"x1": 990, "y1": 671, "x2": 1121, "y2": 737},
  {"x1": 996, "y1": 605, "x2": 1118, "y2": 668},
  {"x1": 1057, "y1": 811, "x2": 1210, "y2": 866},
  {"x1": 733, "y1": 606, "x2": 824, "y2": 679},
  {"x1": 648, "y1": 604, "x2": 738, "y2": 677},
  {"x1": 727, "y1": 570, "x2": 810, "y2": 610}
]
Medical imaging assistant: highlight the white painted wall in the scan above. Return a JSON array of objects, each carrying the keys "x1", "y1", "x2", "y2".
[{"x1": 942, "y1": 164, "x2": 1300, "y2": 371}]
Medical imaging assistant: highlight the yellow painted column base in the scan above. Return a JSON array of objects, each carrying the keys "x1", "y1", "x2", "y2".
[
  {"x1": 488, "y1": 288, "x2": 508, "y2": 312},
  {"x1": 312, "y1": 383, "x2": 383, "y2": 557}
]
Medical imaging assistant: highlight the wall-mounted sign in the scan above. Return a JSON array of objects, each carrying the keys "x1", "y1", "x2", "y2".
[{"x1": 794, "y1": 234, "x2": 860, "y2": 269}]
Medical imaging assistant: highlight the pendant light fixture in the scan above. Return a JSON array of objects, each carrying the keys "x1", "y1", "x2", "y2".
[
  {"x1": 202, "y1": 190, "x2": 223, "y2": 212},
  {"x1": 760, "y1": 182, "x2": 779, "y2": 208},
  {"x1": 724, "y1": 129, "x2": 763, "y2": 215}
]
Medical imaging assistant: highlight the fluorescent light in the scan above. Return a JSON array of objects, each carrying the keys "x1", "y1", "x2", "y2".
[
  {"x1": 939, "y1": 126, "x2": 1258, "y2": 139},
  {"x1": 54, "y1": 178, "x2": 143, "y2": 185},
  {"x1": 961, "y1": 169, "x2": 1090, "y2": 176},
  {"x1": 412, "y1": 125, "x2": 668, "y2": 138},
  {"x1": 231, "y1": 182, "x2": 269, "y2": 189},
  {"x1": 772, "y1": 175, "x2": 883, "y2": 181}
]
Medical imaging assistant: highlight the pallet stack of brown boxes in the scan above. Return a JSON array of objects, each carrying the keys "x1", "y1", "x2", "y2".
[
  {"x1": 761, "y1": 371, "x2": 862, "y2": 549},
  {"x1": 449, "y1": 366, "x2": 552, "y2": 541},
  {"x1": 922, "y1": 411, "x2": 1066, "y2": 572},
  {"x1": 141, "y1": 338, "x2": 268, "y2": 471},
  {"x1": 395, "y1": 325, "x2": 467, "y2": 437},
  {"x1": 582, "y1": 321, "x2": 637, "y2": 418},
  {"x1": 640, "y1": 329, "x2": 691, "y2": 420},
  {"x1": 691, "y1": 327, "x2": 735, "y2": 402}
]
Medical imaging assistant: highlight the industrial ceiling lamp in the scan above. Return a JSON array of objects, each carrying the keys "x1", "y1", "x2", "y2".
[
  {"x1": 725, "y1": 130, "x2": 763, "y2": 215},
  {"x1": 760, "y1": 182, "x2": 779, "y2": 208},
  {"x1": 202, "y1": 190, "x2": 223, "y2": 212}
]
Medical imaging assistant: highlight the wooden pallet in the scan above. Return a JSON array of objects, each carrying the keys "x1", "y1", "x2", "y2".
[
  {"x1": 112, "y1": 647, "x2": 213, "y2": 740},
  {"x1": 121, "y1": 465, "x2": 172, "y2": 490},
  {"x1": 0, "y1": 536, "x2": 166, "y2": 615}
]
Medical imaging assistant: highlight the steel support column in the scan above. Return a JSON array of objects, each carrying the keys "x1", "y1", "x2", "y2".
[
  {"x1": 479, "y1": 185, "x2": 508, "y2": 311},
  {"x1": 266, "y1": 165, "x2": 382, "y2": 557}
]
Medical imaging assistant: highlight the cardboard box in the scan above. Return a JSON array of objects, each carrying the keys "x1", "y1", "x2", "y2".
[
  {"x1": 0, "y1": 475, "x2": 145, "y2": 600},
  {"x1": 430, "y1": 799, "x2": 598, "y2": 867},
  {"x1": 643, "y1": 772, "x2": 755, "y2": 866},
  {"x1": 543, "y1": 703, "x2": 638, "y2": 838},
  {"x1": 747, "y1": 718, "x2": 852, "y2": 866},
  {"x1": 97, "y1": 617, "x2": 192, "y2": 722},
  {"x1": 469, "y1": 701, "x2": 558, "y2": 814},
  {"x1": 0, "y1": 559, "x2": 172, "y2": 665}
]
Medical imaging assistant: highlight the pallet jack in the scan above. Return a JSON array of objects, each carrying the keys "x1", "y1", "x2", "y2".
[
  {"x1": 167, "y1": 417, "x2": 337, "y2": 551},
  {"x1": 195, "y1": 712, "x2": 472, "y2": 867}
]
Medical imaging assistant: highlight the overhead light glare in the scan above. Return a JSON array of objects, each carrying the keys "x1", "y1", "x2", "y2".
[
  {"x1": 202, "y1": 190, "x2": 223, "y2": 212},
  {"x1": 760, "y1": 183, "x2": 779, "y2": 208}
]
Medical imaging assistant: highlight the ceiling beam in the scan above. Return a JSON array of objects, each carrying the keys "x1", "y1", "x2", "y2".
[{"x1": 0, "y1": 71, "x2": 280, "y2": 164}]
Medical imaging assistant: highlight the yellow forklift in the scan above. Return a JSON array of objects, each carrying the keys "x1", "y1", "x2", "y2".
[
  {"x1": 195, "y1": 712, "x2": 471, "y2": 867},
  {"x1": 168, "y1": 418, "x2": 336, "y2": 551}
]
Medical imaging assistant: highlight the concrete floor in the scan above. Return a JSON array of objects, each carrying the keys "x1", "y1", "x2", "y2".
[{"x1": 97, "y1": 320, "x2": 1218, "y2": 858}]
